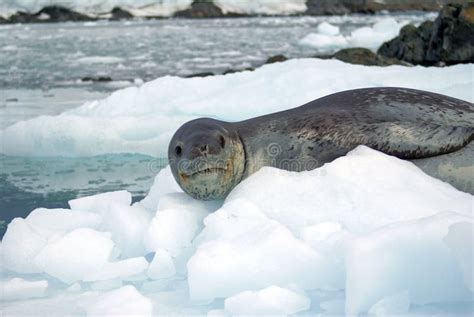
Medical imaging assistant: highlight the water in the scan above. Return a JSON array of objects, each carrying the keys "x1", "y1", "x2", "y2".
[{"x1": 0, "y1": 13, "x2": 435, "y2": 230}]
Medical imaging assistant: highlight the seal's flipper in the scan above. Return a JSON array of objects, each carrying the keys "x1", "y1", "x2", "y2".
[{"x1": 360, "y1": 122, "x2": 473, "y2": 159}]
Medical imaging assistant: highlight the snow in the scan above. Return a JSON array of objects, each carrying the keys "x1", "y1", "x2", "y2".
[
  {"x1": 215, "y1": 0, "x2": 306, "y2": 16},
  {"x1": 299, "y1": 17, "x2": 408, "y2": 51},
  {"x1": 1, "y1": 146, "x2": 473, "y2": 315},
  {"x1": 0, "y1": 278, "x2": 48, "y2": 301},
  {"x1": 223, "y1": 286, "x2": 311, "y2": 315},
  {"x1": 1, "y1": 59, "x2": 472, "y2": 157},
  {"x1": 0, "y1": 0, "x2": 306, "y2": 17}
]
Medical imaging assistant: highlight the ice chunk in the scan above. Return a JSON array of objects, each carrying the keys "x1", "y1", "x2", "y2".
[
  {"x1": 144, "y1": 193, "x2": 218, "y2": 256},
  {"x1": 3, "y1": 58, "x2": 471, "y2": 158},
  {"x1": 26, "y1": 208, "x2": 102, "y2": 239},
  {"x1": 188, "y1": 206, "x2": 337, "y2": 301},
  {"x1": 34, "y1": 228, "x2": 114, "y2": 284},
  {"x1": 1, "y1": 218, "x2": 47, "y2": 273},
  {"x1": 83, "y1": 257, "x2": 149, "y2": 282},
  {"x1": 86, "y1": 285, "x2": 153, "y2": 317},
  {"x1": 137, "y1": 166, "x2": 182, "y2": 212},
  {"x1": 317, "y1": 22, "x2": 340, "y2": 35},
  {"x1": 68, "y1": 190, "x2": 131, "y2": 214},
  {"x1": 100, "y1": 203, "x2": 151, "y2": 258},
  {"x1": 90, "y1": 279, "x2": 123, "y2": 291},
  {"x1": 67, "y1": 283, "x2": 81, "y2": 292},
  {"x1": 147, "y1": 249, "x2": 176, "y2": 280},
  {"x1": 298, "y1": 33, "x2": 348, "y2": 50},
  {"x1": 225, "y1": 146, "x2": 473, "y2": 235},
  {"x1": 224, "y1": 286, "x2": 310, "y2": 315},
  {"x1": 443, "y1": 222, "x2": 474, "y2": 291},
  {"x1": 347, "y1": 18, "x2": 406, "y2": 49},
  {"x1": 0, "y1": 278, "x2": 48, "y2": 301},
  {"x1": 345, "y1": 212, "x2": 473, "y2": 315},
  {"x1": 368, "y1": 290, "x2": 410, "y2": 317}
]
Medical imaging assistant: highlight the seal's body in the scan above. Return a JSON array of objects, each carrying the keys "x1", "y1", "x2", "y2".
[{"x1": 169, "y1": 88, "x2": 473, "y2": 200}]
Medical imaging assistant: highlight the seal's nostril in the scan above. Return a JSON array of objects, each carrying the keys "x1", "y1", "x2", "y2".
[
  {"x1": 219, "y1": 135, "x2": 225, "y2": 148},
  {"x1": 201, "y1": 144, "x2": 209, "y2": 153},
  {"x1": 175, "y1": 145, "x2": 182, "y2": 156}
]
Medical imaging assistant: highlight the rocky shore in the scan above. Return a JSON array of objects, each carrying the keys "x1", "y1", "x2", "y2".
[
  {"x1": 0, "y1": 0, "x2": 467, "y2": 24},
  {"x1": 183, "y1": 2, "x2": 473, "y2": 78}
]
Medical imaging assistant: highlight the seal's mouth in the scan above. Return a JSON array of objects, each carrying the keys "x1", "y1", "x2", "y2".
[{"x1": 180, "y1": 166, "x2": 227, "y2": 178}]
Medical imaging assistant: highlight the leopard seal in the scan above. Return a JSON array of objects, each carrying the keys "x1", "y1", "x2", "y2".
[{"x1": 168, "y1": 87, "x2": 473, "y2": 200}]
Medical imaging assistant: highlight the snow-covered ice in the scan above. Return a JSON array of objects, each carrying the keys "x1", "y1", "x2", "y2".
[
  {"x1": 0, "y1": 0, "x2": 306, "y2": 18},
  {"x1": 1, "y1": 146, "x2": 472, "y2": 315},
  {"x1": 1, "y1": 59, "x2": 472, "y2": 157}
]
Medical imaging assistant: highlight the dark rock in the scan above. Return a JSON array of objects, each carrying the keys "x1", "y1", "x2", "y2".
[
  {"x1": 110, "y1": 7, "x2": 134, "y2": 20},
  {"x1": 8, "y1": 6, "x2": 95, "y2": 23},
  {"x1": 425, "y1": 3, "x2": 474, "y2": 65},
  {"x1": 38, "y1": 6, "x2": 93, "y2": 22},
  {"x1": 175, "y1": 1, "x2": 225, "y2": 18},
  {"x1": 265, "y1": 55, "x2": 288, "y2": 64},
  {"x1": 378, "y1": 21, "x2": 433, "y2": 65},
  {"x1": 185, "y1": 72, "x2": 215, "y2": 78},
  {"x1": 0, "y1": 16, "x2": 7, "y2": 24},
  {"x1": 222, "y1": 67, "x2": 255, "y2": 75},
  {"x1": 317, "y1": 48, "x2": 410, "y2": 66},
  {"x1": 81, "y1": 76, "x2": 113, "y2": 82},
  {"x1": 378, "y1": 3, "x2": 474, "y2": 66},
  {"x1": 306, "y1": 0, "x2": 370, "y2": 15}
]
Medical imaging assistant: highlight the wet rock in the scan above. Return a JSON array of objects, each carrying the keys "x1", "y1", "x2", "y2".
[
  {"x1": 378, "y1": 21, "x2": 433, "y2": 65},
  {"x1": 306, "y1": 0, "x2": 370, "y2": 15},
  {"x1": 425, "y1": 3, "x2": 474, "y2": 65},
  {"x1": 222, "y1": 67, "x2": 255, "y2": 75},
  {"x1": 185, "y1": 72, "x2": 215, "y2": 78},
  {"x1": 110, "y1": 7, "x2": 134, "y2": 21},
  {"x1": 81, "y1": 76, "x2": 113, "y2": 82},
  {"x1": 316, "y1": 48, "x2": 409, "y2": 66},
  {"x1": 175, "y1": 1, "x2": 225, "y2": 18},
  {"x1": 378, "y1": 3, "x2": 474, "y2": 66},
  {"x1": 265, "y1": 55, "x2": 288, "y2": 64}
]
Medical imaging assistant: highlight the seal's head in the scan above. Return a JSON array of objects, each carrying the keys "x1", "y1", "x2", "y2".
[{"x1": 168, "y1": 118, "x2": 245, "y2": 200}]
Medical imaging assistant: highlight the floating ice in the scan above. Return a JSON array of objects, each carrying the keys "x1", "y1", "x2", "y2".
[
  {"x1": 147, "y1": 249, "x2": 176, "y2": 280},
  {"x1": 299, "y1": 17, "x2": 408, "y2": 51},
  {"x1": 99, "y1": 203, "x2": 151, "y2": 258},
  {"x1": 1, "y1": 218, "x2": 47, "y2": 273},
  {"x1": 86, "y1": 285, "x2": 153, "y2": 317},
  {"x1": 1, "y1": 59, "x2": 472, "y2": 157},
  {"x1": 83, "y1": 257, "x2": 149, "y2": 282},
  {"x1": 1, "y1": 145, "x2": 473, "y2": 315},
  {"x1": 345, "y1": 212, "x2": 473, "y2": 315},
  {"x1": 224, "y1": 286, "x2": 311, "y2": 315},
  {"x1": 317, "y1": 22, "x2": 340, "y2": 35},
  {"x1": 69, "y1": 190, "x2": 132, "y2": 214},
  {"x1": 33, "y1": 228, "x2": 115, "y2": 284},
  {"x1": 0, "y1": 278, "x2": 48, "y2": 301},
  {"x1": 298, "y1": 33, "x2": 348, "y2": 50}
]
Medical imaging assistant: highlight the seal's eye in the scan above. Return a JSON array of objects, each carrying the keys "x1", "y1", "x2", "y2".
[
  {"x1": 219, "y1": 135, "x2": 225, "y2": 148},
  {"x1": 175, "y1": 145, "x2": 182, "y2": 156}
]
